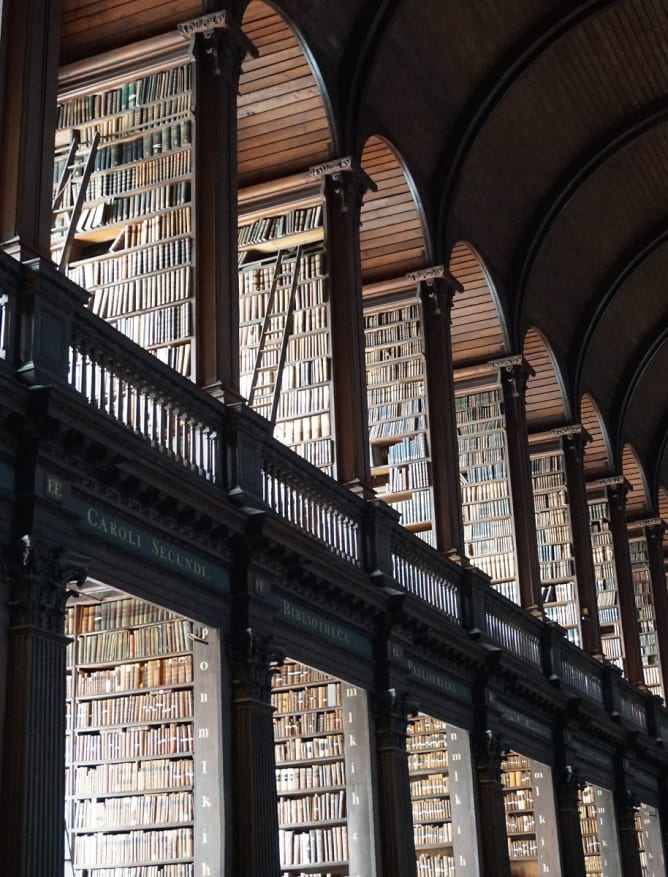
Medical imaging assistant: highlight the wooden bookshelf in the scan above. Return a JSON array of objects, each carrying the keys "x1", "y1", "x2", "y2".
[
  {"x1": 65, "y1": 589, "x2": 213, "y2": 877},
  {"x1": 238, "y1": 198, "x2": 334, "y2": 475},
  {"x1": 636, "y1": 803, "x2": 665, "y2": 876},
  {"x1": 587, "y1": 490, "x2": 625, "y2": 669},
  {"x1": 628, "y1": 532, "x2": 664, "y2": 698},
  {"x1": 502, "y1": 754, "x2": 538, "y2": 876},
  {"x1": 364, "y1": 296, "x2": 435, "y2": 547},
  {"x1": 529, "y1": 435, "x2": 581, "y2": 645},
  {"x1": 271, "y1": 659, "x2": 373, "y2": 876},
  {"x1": 52, "y1": 57, "x2": 194, "y2": 378},
  {"x1": 579, "y1": 785, "x2": 603, "y2": 877},
  {"x1": 407, "y1": 713, "x2": 455, "y2": 876},
  {"x1": 455, "y1": 370, "x2": 518, "y2": 603}
]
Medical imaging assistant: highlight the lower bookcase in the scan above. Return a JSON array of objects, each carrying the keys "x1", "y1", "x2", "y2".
[
  {"x1": 636, "y1": 802, "x2": 666, "y2": 877},
  {"x1": 406, "y1": 712, "x2": 479, "y2": 876},
  {"x1": 64, "y1": 583, "x2": 221, "y2": 877},
  {"x1": 501, "y1": 752, "x2": 560, "y2": 877},
  {"x1": 271, "y1": 658, "x2": 376, "y2": 877}
]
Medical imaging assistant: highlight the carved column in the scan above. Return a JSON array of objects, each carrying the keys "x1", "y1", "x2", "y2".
[
  {"x1": 180, "y1": 11, "x2": 257, "y2": 399},
  {"x1": 412, "y1": 267, "x2": 465, "y2": 555},
  {"x1": 554, "y1": 763, "x2": 586, "y2": 877},
  {"x1": 606, "y1": 481, "x2": 644, "y2": 686},
  {"x1": 374, "y1": 688, "x2": 417, "y2": 877},
  {"x1": 230, "y1": 628, "x2": 281, "y2": 877},
  {"x1": 0, "y1": 0, "x2": 62, "y2": 256},
  {"x1": 472, "y1": 729, "x2": 511, "y2": 877},
  {"x1": 493, "y1": 356, "x2": 543, "y2": 612},
  {"x1": 642, "y1": 520, "x2": 668, "y2": 696},
  {"x1": 615, "y1": 789, "x2": 643, "y2": 877},
  {"x1": 0, "y1": 540, "x2": 87, "y2": 877},
  {"x1": 314, "y1": 158, "x2": 375, "y2": 491},
  {"x1": 561, "y1": 427, "x2": 603, "y2": 657}
]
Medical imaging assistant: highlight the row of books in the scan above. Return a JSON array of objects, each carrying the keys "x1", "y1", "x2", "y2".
[
  {"x1": 476, "y1": 551, "x2": 516, "y2": 584},
  {"x1": 408, "y1": 750, "x2": 449, "y2": 771},
  {"x1": 110, "y1": 206, "x2": 191, "y2": 249},
  {"x1": 276, "y1": 760, "x2": 346, "y2": 795},
  {"x1": 72, "y1": 599, "x2": 174, "y2": 632},
  {"x1": 274, "y1": 712, "x2": 342, "y2": 739},
  {"x1": 414, "y1": 822, "x2": 453, "y2": 845},
  {"x1": 460, "y1": 478, "x2": 510, "y2": 504},
  {"x1": 282, "y1": 357, "x2": 330, "y2": 389},
  {"x1": 391, "y1": 488, "x2": 433, "y2": 526},
  {"x1": 544, "y1": 603, "x2": 578, "y2": 628},
  {"x1": 535, "y1": 524, "x2": 572, "y2": 545},
  {"x1": 278, "y1": 789, "x2": 345, "y2": 825},
  {"x1": 110, "y1": 301, "x2": 190, "y2": 348},
  {"x1": 272, "y1": 683, "x2": 340, "y2": 713},
  {"x1": 368, "y1": 399, "x2": 425, "y2": 423},
  {"x1": 73, "y1": 657, "x2": 193, "y2": 695},
  {"x1": 461, "y1": 497, "x2": 511, "y2": 522},
  {"x1": 542, "y1": 581, "x2": 576, "y2": 603},
  {"x1": 279, "y1": 825, "x2": 348, "y2": 868},
  {"x1": 366, "y1": 304, "x2": 420, "y2": 327},
  {"x1": 74, "y1": 722, "x2": 194, "y2": 761},
  {"x1": 457, "y1": 417, "x2": 504, "y2": 436},
  {"x1": 367, "y1": 376, "x2": 426, "y2": 404},
  {"x1": 73, "y1": 791, "x2": 193, "y2": 830},
  {"x1": 74, "y1": 689, "x2": 193, "y2": 728},
  {"x1": 455, "y1": 403, "x2": 503, "y2": 424},
  {"x1": 532, "y1": 489, "x2": 568, "y2": 511},
  {"x1": 238, "y1": 205, "x2": 323, "y2": 247},
  {"x1": 465, "y1": 535, "x2": 514, "y2": 557},
  {"x1": 386, "y1": 459, "x2": 430, "y2": 493},
  {"x1": 535, "y1": 507, "x2": 568, "y2": 528},
  {"x1": 506, "y1": 813, "x2": 535, "y2": 833},
  {"x1": 73, "y1": 864, "x2": 192, "y2": 877},
  {"x1": 364, "y1": 322, "x2": 423, "y2": 351},
  {"x1": 90, "y1": 267, "x2": 191, "y2": 320},
  {"x1": 101, "y1": 180, "x2": 191, "y2": 225},
  {"x1": 463, "y1": 518, "x2": 513, "y2": 540},
  {"x1": 416, "y1": 854, "x2": 456, "y2": 876},
  {"x1": 76, "y1": 620, "x2": 196, "y2": 664},
  {"x1": 367, "y1": 357, "x2": 425, "y2": 385},
  {"x1": 72, "y1": 236, "x2": 191, "y2": 287},
  {"x1": 73, "y1": 826, "x2": 193, "y2": 866},
  {"x1": 537, "y1": 541, "x2": 573, "y2": 562},
  {"x1": 274, "y1": 414, "x2": 332, "y2": 447},
  {"x1": 239, "y1": 253, "x2": 324, "y2": 295},
  {"x1": 532, "y1": 472, "x2": 567, "y2": 492},
  {"x1": 539, "y1": 558, "x2": 575, "y2": 581},
  {"x1": 455, "y1": 389, "x2": 501, "y2": 409},
  {"x1": 276, "y1": 385, "x2": 330, "y2": 419},
  {"x1": 82, "y1": 147, "x2": 191, "y2": 201},
  {"x1": 531, "y1": 453, "x2": 565, "y2": 474},
  {"x1": 460, "y1": 461, "x2": 507, "y2": 483},
  {"x1": 509, "y1": 838, "x2": 537, "y2": 858},
  {"x1": 410, "y1": 773, "x2": 449, "y2": 796},
  {"x1": 457, "y1": 431, "x2": 505, "y2": 452},
  {"x1": 369, "y1": 415, "x2": 426, "y2": 441},
  {"x1": 366, "y1": 338, "x2": 423, "y2": 365},
  {"x1": 57, "y1": 67, "x2": 192, "y2": 128},
  {"x1": 412, "y1": 799, "x2": 452, "y2": 822},
  {"x1": 72, "y1": 757, "x2": 194, "y2": 795},
  {"x1": 275, "y1": 735, "x2": 344, "y2": 764}
]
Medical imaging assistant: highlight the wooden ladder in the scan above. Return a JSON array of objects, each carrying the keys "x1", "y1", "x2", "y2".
[
  {"x1": 52, "y1": 129, "x2": 100, "y2": 272},
  {"x1": 248, "y1": 245, "x2": 303, "y2": 426}
]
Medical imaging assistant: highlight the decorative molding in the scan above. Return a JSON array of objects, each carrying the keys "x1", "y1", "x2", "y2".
[
  {"x1": 628, "y1": 517, "x2": 663, "y2": 530},
  {"x1": 407, "y1": 265, "x2": 463, "y2": 293},
  {"x1": 309, "y1": 156, "x2": 354, "y2": 177},
  {"x1": 231, "y1": 627, "x2": 283, "y2": 704}
]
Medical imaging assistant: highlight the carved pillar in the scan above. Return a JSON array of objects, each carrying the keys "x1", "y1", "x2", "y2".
[
  {"x1": 374, "y1": 688, "x2": 417, "y2": 877},
  {"x1": 554, "y1": 763, "x2": 586, "y2": 877},
  {"x1": 230, "y1": 628, "x2": 281, "y2": 877},
  {"x1": 412, "y1": 267, "x2": 465, "y2": 555},
  {"x1": 0, "y1": 0, "x2": 62, "y2": 256},
  {"x1": 493, "y1": 356, "x2": 543, "y2": 612},
  {"x1": 180, "y1": 11, "x2": 257, "y2": 399},
  {"x1": 314, "y1": 158, "x2": 375, "y2": 491},
  {"x1": 561, "y1": 427, "x2": 603, "y2": 656},
  {"x1": 472, "y1": 730, "x2": 511, "y2": 877},
  {"x1": 606, "y1": 482, "x2": 644, "y2": 686},
  {"x1": 615, "y1": 789, "x2": 643, "y2": 877},
  {"x1": 643, "y1": 520, "x2": 668, "y2": 697},
  {"x1": 0, "y1": 540, "x2": 87, "y2": 877}
]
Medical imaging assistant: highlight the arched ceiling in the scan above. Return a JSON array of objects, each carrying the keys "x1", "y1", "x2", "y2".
[{"x1": 59, "y1": 0, "x2": 668, "y2": 501}]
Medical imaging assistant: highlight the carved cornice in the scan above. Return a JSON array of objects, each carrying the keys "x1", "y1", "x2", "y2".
[
  {"x1": 310, "y1": 156, "x2": 376, "y2": 216},
  {"x1": 231, "y1": 627, "x2": 283, "y2": 704},
  {"x1": 375, "y1": 688, "x2": 416, "y2": 749},
  {"x1": 178, "y1": 9, "x2": 258, "y2": 80}
]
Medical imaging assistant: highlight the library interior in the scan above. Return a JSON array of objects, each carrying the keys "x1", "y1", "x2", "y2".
[{"x1": 2, "y1": 1, "x2": 668, "y2": 875}]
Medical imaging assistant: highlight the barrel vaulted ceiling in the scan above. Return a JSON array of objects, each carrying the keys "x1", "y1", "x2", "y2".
[{"x1": 60, "y1": 0, "x2": 668, "y2": 506}]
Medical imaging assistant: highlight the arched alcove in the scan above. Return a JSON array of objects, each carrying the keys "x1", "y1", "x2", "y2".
[
  {"x1": 359, "y1": 136, "x2": 429, "y2": 283},
  {"x1": 579, "y1": 394, "x2": 613, "y2": 478},
  {"x1": 522, "y1": 326, "x2": 570, "y2": 429},
  {"x1": 622, "y1": 444, "x2": 650, "y2": 516},
  {"x1": 238, "y1": 0, "x2": 335, "y2": 186},
  {"x1": 448, "y1": 242, "x2": 509, "y2": 366}
]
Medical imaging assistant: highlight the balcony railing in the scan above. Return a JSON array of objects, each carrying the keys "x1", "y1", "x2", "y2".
[{"x1": 4, "y1": 249, "x2": 665, "y2": 737}]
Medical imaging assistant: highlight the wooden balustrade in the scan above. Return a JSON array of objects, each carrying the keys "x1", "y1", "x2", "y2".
[
  {"x1": 390, "y1": 528, "x2": 461, "y2": 621},
  {"x1": 259, "y1": 437, "x2": 363, "y2": 567},
  {"x1": 3, "y1": 249, "x2": 666, "y2": 737},
  {"x1": 69, "y1": 311, "x2": 221, "y2": 481}
]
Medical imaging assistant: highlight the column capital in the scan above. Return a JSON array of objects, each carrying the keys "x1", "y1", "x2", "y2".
[
  {"x1": 375, "y1": 688, "x2": 417, "y2": 750},
  {"x1": 489, "y1": 354, "x2": 535, "y2": 397},
  {"x1": 410, "y1": 265, "x2": 463, "y2": 317},
  {"x1": 179, "y1": 9, "x2": 257, "y2": 80},
  {"x1": 5, "y1": 538, "x2": 88, "y2": 633},
  {"x1": 310, "y1": 157, "x2": 376, "y2": 216},
  {"x1": 231, "y1": 627, "x2": 283, "y2": 703},
  {"x1": 556, "y1": 424, "x2": 591, "y2": 464},
  {"x1": 473, "y1": 728, "x2": 506, "y2": 780}
]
